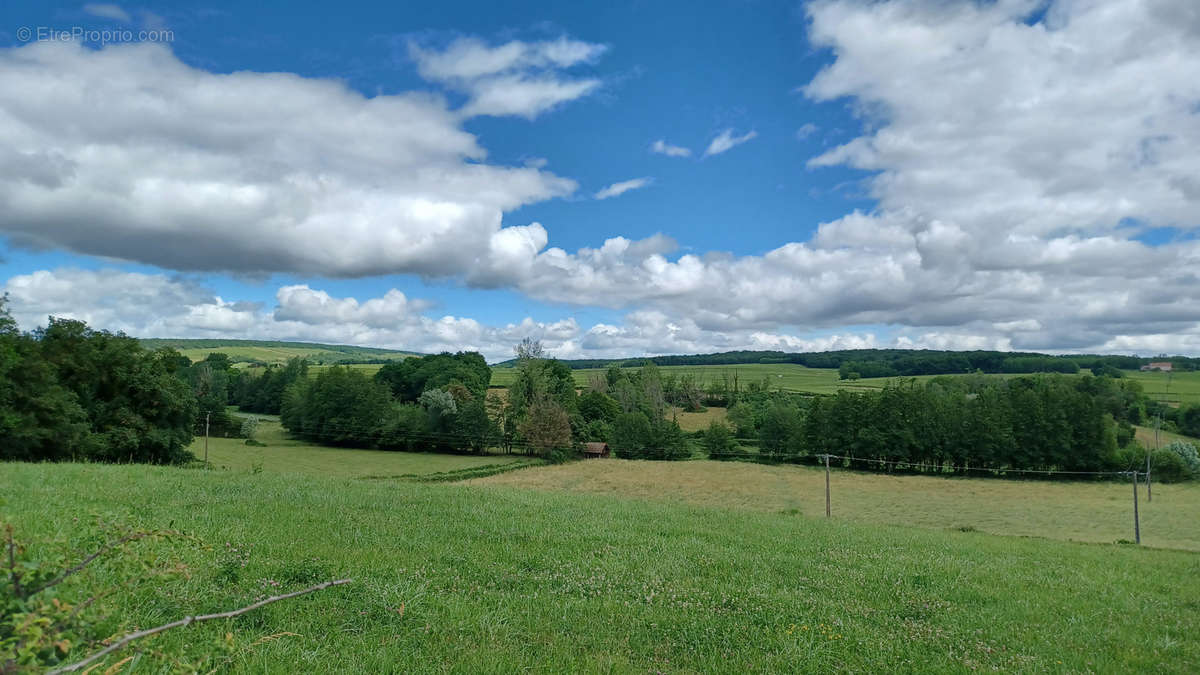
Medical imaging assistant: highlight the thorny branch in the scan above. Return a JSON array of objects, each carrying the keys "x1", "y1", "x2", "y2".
[{"x1": 46, "y1": 578, "x2": 353, "y2": 674}]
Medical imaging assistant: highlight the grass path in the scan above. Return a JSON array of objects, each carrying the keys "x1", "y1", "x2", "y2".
[{"x1": 474, "y1": 459, "x2": 1200, "y2": 550}]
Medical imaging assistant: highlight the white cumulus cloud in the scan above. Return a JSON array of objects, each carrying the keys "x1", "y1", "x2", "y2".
[{"x1": 0, "y1": 40, "x2": 577, "y2": 280}]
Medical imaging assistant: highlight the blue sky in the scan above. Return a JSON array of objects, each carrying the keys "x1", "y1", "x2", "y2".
[{"x1": 2, "y1": 1, "x2": 1199, "y2": 359}]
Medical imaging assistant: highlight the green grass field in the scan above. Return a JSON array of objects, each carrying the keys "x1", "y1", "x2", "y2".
[
  {"x1": 306, "y1": 363, "x2": 389, "y2": 378},
  {"x1": 1135, "y1": 425, "x2": 1200, "y2": 450},
  {"x1": 176, "y1": 344, "x2": 356, "y2": 364},
  {"x1": 194, "y1": 419, "x2": 524, "y2": 479},
  {"x1": 3, "y1": 463, "x2": 1197, "y2": 672},
  {"x1": 140, "y1": 339, "x2": 417, "y2": 366},
  {"x1": 1127, "y1": 369, "x2": 1200, "y2": 406},
  {"x1": 492, "y1": 362, "x2": 1195, "y2": 398},
  {"x1": 475, "y1": 458, "x2": 1200, "y2": 551},
  {"x1": 490, "y1": 362, "x2": 857, "y2": 393}
]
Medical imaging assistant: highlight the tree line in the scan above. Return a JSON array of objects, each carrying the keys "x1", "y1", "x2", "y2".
[
  {"x1": 5, "y1": 293, "x2": 1197, "y2": 479},
  {"x1": 503, "y1": 348, "x2": 1197, "y2": 375},
  {"x1": 273, "y1": 342, "x2": 699, "y2": 461},
  {"x1": 703, "y1": 373, "x2": 1198, "y2": 481}
]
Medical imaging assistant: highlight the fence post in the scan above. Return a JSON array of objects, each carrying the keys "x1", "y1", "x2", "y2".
[
  {"x1": 824, "y1": 454, "x2": 831, "y2": 518},
  {"x1": 1131, "y1": 471, "x2": 1140, "y2": 545}
]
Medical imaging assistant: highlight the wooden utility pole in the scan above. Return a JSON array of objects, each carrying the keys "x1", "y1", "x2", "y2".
[
  {"x1": 1131, "y1": 471, "x2": 1141, "y2": 545},
  {"x1": 823, "y1": 454, "x2": 831, "y2": 518},
  {"x1": 204, "y1": 412, "x2": 210, "y2": 465}
]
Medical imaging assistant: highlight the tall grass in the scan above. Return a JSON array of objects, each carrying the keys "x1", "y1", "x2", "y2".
[{"x1": 3, "y1": 463, "x2": 1197, "y2": 672}]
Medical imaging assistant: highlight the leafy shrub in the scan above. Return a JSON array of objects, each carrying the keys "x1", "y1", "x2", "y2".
[
  {"x1": 702, "y1": 421, "x2": 737, "y2": 457},
  {"x1": 1154, "y1": 441, "x2": 1200, "y2": 482},
  {"x1": 240, "y1": 416, "x2": 261, "y2": 440},
  {"x1": 1149, "y1": 449, "x2": 1190, "y2": 483},
  {"x1": 1, "y1": 522, "x2": 188, "y2": 672}
]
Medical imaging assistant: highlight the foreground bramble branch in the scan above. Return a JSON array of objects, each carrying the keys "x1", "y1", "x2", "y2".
[{"x1": 46, "y1": 578, "x2": 353, "y2": 674}]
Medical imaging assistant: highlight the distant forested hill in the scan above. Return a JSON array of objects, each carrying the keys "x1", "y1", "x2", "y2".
[
  {"x1": 495, "y1": 349, "x2": 1197, "y2": 376},
  {"x1": 138, "y1": 338, "x2": 419, "y2": 365}
]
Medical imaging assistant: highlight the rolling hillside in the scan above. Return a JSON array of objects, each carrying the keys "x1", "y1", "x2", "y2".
[{"x1": 139, "y1": 338, "x2": 419, "y2": 365}]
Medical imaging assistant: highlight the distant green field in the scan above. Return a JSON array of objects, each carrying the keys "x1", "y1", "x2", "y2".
[
  {"x1": 490, "y1": 362, "x2": 999, "y2": 395},
  {"x1": 1126, "y1": 369, "x2": 1200, "y2": 406},
  {"x1": 489, "y1": 363, "x2": 1200, "y2": 404},
  {"x1": 194, "y1": 419, "x2": 524, "y2": 479},
  {"x1": 490, "y1": 363, "x2": 855, "y2": 392},
  {"x1": 306, "y1": 363, "x2": 388, "y2": 378},
  {"x1": 141, "y1": 338, "x2": 417, "y2": 366}
]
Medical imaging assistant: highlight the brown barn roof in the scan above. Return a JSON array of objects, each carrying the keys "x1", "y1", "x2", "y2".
[{"x1": 583, "y1": 442, "x2": 609, "y2": 454}]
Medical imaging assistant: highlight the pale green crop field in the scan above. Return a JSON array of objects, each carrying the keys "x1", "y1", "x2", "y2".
[{"x1": 178, "y1": 346, "x2": 412, "y2": 366}]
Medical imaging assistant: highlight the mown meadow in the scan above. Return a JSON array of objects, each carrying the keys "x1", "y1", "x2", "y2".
[
  {"x1": 196, "y1": 418, "x2": 528, "y2": 480},
  {"x1": 475, "y1": 458, "x2": 1200, "y2": 550},
  {"x1": 3, "y1": 462, "x2": 1198, "y2": 673}
]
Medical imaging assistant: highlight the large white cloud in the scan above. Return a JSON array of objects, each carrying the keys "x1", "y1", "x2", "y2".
[
  {"x1": 478, "y1": 0, "x2": 1200, "y2": 353},
  {"x1": 6, "y1": 2, "x2": 1200, "y2": 355},
  {"x1": 0, "y1": 40, "x2": 577, "y2": 278}
]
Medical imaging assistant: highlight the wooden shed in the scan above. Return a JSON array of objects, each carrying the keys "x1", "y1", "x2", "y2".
[{"x1": 583, "y1": 442, "x2": 611, "y2": 458}]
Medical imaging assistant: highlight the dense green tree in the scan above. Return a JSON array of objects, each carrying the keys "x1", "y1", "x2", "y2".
[
  {"x1": 34, "y1": 318, "x2": 196, "y2": 464},
  {"x1": 374, "y1": 352, "x2": 491, "y2": 403},
  {"x1": 236, "y1": 358, "x2": 309, "y2": 414},
  {"x1": 759, "y1": 401, "x2": 801, "y2": 459},
  {"x1": 508, "y1": 349, "x2": 577, "y2": 421},
  {"x1": 186, "y1": 353, "x2": 238, "y2": 436},
  {"x1": 611, "y1": 411, "x2": 652, "y2": 459},
  {"x1": 378, "y1": 403, "x2": 431, "y2": 452},
  {"x1": 518, "y1": 398, "x2": 572, "y2": 458},
  {"x1": 726, "y1": 402, "x2": 756, "y2": 437},
  {"x1": 702, "y1": 420, "x2": 737, "y2": 457},
  {"x1": 454, "y1": 398, "x2": 496, "y2": 454},
  {"x1": 281, "y1": 366, "x2": 392, "y2": 446},
  {"x1": 645, "y1": 419, "x2": 691, "y2": 460},
  {"x1": 578, "y1": 390, "x2": 620, "y2": 424},
  {"x1": 1177, "y1": 403, "x2": 1200, "y2": 438},
  {"x1": 0, "y1": 301, "x2": 90, "y2": 461}
]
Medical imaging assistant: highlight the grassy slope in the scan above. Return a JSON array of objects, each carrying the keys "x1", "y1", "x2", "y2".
[
  {"x1": 474, "y1": 459, "x2": 1200, "y2": 551},
  {"x1": 140, "y1": 339, "x2": 416, "y2": 365},
  {"x1": 1136, "y1": 425, "x2": 1200, "y2": 450},
  {"x1": 195, "y1": 420, "x2": 523, "y2": 479},
  {"x1": 3, "y1": 463, "x2": 1197, "y2": 672}
]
